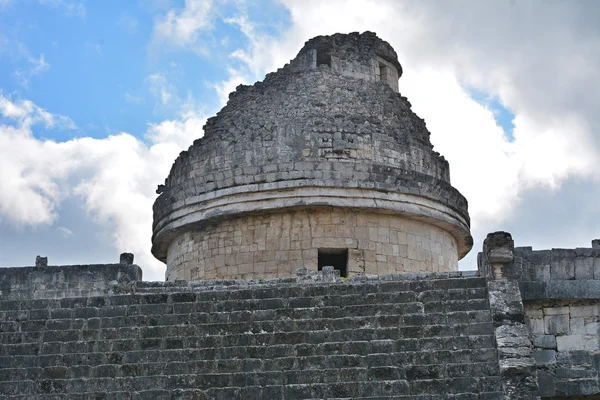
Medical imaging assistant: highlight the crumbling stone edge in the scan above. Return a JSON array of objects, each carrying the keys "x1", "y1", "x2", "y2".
[{"x1": 483, "y1": 232, "x2": 541, "y2": 399}]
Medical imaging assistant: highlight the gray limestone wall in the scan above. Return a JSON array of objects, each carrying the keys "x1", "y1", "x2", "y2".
[
  {"x1": 480, "y1": 236, "x2": 600, "y2": 398},
  {"x1": 0, "y1": 264, "x2": 505, "y2": 399},
  {"x1": 0, "y1": 261, "x2": 142, "y2": 301}
]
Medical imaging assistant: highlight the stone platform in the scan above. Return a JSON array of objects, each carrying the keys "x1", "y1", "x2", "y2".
[{"x1": 0, "y1": 265, "x2": 504, "y2": 399}]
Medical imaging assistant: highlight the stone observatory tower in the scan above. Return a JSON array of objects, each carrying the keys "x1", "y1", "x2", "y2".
[{"x1": 152, "y1": 31, "x2": 472, "y2": 281}]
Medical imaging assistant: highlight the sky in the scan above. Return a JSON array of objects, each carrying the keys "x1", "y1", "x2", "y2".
[{"x1": 0, "y1": 0, "x2": 599, "y2": 281}]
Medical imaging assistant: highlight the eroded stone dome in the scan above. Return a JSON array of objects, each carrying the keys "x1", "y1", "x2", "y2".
[{"x1": 152, "y1": 31, "x2": 472, "y2": 281}]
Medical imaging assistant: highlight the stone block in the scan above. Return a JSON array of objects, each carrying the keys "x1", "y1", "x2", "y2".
[
  {"x1": 525, "y1": 317, "x2": 544, "y2": 334},
  {"x1": 555, "y1": 379, "x2": 600, "y2": 397},
  {"x1": 533, "y1": 349, "x2": 556, "y2": 365},
  {"x1": 547, "y1": 280, "x2": 600, "y2": 299},
  {"x1": 544, "y1": 306, "x2": 569, "y2": 316},
  {"x1": 556, "y1": 334, "x2": 585, "y2": 351},
  {"x1": 576, "y1": 256, "x2": 595, "y2": 279},
  {"x1": 570, "y1": 304, "x2": 599, "y2": 317},
  {"x1": 533, "y1": 334, "x2": 557, "y2": 349},
  {"x1": 570, "y1": 317, "x2": 585, "y2": 334},
  {"x1": 584, "y1": 321, "x2": 600, "y2": 335},
  {"x1": 551, "y1": 249, "x2": 576, "y2": 280},
  {"x1": 525, "y1": 307, "x2": 543, "y2": 318},
  {"x1": 537, "y1": 370, "x2": 555, "y2": 397},
  {"x1": 544, "y1": 314, "x2": 569, "y2": 335}
]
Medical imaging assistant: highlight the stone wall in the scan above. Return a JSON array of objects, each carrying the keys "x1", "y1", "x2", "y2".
[
  {"x1": 514, "y1": 244, "x2": 600, "y2": 398},
  {"x1": 480, "y1": 236, "x2": 600, "y2": 398},
  {"x1": 0, "y1": 259, "x2": 142, "y2": 301},
  {"x1": 0, "y1": 267, "x2": 505, "y2": 399},
  {"x1": 525, "y1": 301, "x2": 600, "y2": 397},
  {"x1": 166, "y1": 208, "x2": 459, "y2": 281}
]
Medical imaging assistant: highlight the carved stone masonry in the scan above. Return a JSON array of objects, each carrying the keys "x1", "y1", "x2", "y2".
[{"x1": 484, "y1": 231, "x2": 514, "y2": 280}]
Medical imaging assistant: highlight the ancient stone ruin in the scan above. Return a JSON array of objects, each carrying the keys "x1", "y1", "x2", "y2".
[
  {"x1": 1, "y1": 31, "x2": 599, "y2": 399},
  {"x1": 151, "y1": 32, "x2": 472, "y2": 282}
]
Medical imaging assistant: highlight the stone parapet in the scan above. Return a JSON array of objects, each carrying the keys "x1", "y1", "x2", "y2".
[{"x1": 0, "y1": 260, "x2": 142, "y2": 301}]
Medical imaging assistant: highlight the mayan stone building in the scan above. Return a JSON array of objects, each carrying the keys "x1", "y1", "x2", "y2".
[
  {"x1": 1, "y1": 32, "x2": 599, "y2": 400},
  {"x1": 152, "y1": 32, "x2": 472, "y2": 282}
]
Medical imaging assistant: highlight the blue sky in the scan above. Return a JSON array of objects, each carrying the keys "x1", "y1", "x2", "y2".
[
  {"x1": 0, "y1": 0, "x2": 289, "y2": 140},
  {"x1": 1, "y1": 1, "x2": 598, "y2": 280}
]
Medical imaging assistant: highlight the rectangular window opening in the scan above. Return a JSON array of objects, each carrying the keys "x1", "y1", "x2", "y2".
[
  {"x1": 317, "y1": 50, "x2": 331, "y2": 68},
  {"x1": 379, "y1": 62, "x2": 388, "y2": 82},
  {"x1": 318, "y1": 248, "x2": 348, "y2": 277}
]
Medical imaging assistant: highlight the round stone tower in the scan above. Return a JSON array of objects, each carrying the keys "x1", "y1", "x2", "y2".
[{"x1": 152, "y1": 31, "x2": 473, "y2": 281}]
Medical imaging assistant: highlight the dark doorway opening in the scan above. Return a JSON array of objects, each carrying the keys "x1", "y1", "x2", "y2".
[
  {"x1": 317, "y1": 50, "x2": 331, "y2": 68},
  {"x1": 318, "y1": 248, "x2": 348, "y2": 277}
]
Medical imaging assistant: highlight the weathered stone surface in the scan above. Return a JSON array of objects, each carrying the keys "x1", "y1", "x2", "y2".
[
  {"x1": 532, "y1": 335, "x2": 556, "y2": 349},
  {"x1": 533, "y1": 349, "x2": 556, "y2": 365},
  {"x1": 486, "y1": 280, "x2": 539, "y2": 399},
  {"x1": 484, "y1": 231, "x2": 514, "y2": 265},
  {"x1": 151, "y1": 31, "x2": 472, "y2": 281},
  {"x1": 166, "y1": 209, "x2": 460, "y2": 281},
  {"x1": 0, "y1": 269, "x2": 503, "y2": 399},
  {"x1": 495, "y1": 240, "x2": 600, "y2": 398},
  {"x1": 35, "y1": 255, "x2": 48, "y2": 267},
  {"x1": 119, "y1": 253, "x2": 134, "y2": 265},
  {"x1": 0, "y1": 262, "x2": 142, "y2": 301}
]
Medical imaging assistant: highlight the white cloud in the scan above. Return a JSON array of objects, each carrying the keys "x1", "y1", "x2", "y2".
[
  {"x1": 146, "y1": 72, "x2": 203, "y2": 116},
  {"x1": 123, "y1": 92, "x2": 144, "y2": 105},
  {"x1": 150, "y1": 0, "x2": 213, "y2": 54},
  {"x1": 13, "y1": 51, "x2": 49, "y2": 88},
  {"x1": 0, "y1": 92, "x2": 75, "y2": 129},
  {"x1": 0, "y1": 94, "x2": 206, "y2": 280},
  {"x1": 56, "y1": 226, "x2": 72, "y2": 238},
  {"x1": 147, "y1": 73, "x2": 175, "y2": 107}
]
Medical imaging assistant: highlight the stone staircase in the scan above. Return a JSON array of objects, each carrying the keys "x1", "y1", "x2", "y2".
[{"x1": 0, "y1": 273, "x2": 504, "y2": 399}]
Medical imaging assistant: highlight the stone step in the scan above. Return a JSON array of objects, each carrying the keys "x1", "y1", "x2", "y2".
[
  {"x1": 0, "y1": 274, "x2": 498, "y2": 399},
  {"x1": 0, "y1": 322, "x2": 493, "y2": 355},
  {"x1": 3, "y1": 342, "x2": 499, "y2": 372},
  {"x1": 3, "y1": 297, "x2": 490, "y2": 329},
  {"x1": 1, "y1": 285, "x2": 488, "y2": 313},
  {"x1": 1, "y1": 308, "x2": 492, "y2": 341},
  {"x1": 1, "y1": 375, "x2": 504, "y2": 399},
  {"x1": 0, "y1": 275, "x2": 487, "y2": 309},
  {"x1": 0, "y1": 359, "x2": 501, "y2": 382}
]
